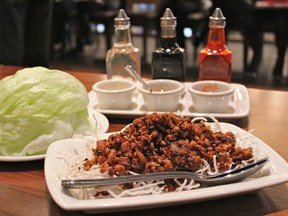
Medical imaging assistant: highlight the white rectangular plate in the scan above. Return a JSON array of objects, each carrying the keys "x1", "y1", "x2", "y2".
[
  {"x1": 45, "y1": 123, "x2": 288, "y2": 214},
  {"x1": 88, "y1": 83, "x2": 250, "y2": 119}
]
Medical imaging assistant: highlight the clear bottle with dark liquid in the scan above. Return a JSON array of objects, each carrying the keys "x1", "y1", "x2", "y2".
[
  {"x1": 152, "y1": 8, "x2": 186, "y2": 81},
  {"x1": 199, "y1": 8, "x2": 232, "y2": 82}
]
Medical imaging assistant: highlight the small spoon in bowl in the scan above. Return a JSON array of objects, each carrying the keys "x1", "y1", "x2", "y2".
[{"x1": 124, "y1": 65, "x2": 152, "y2": 92}]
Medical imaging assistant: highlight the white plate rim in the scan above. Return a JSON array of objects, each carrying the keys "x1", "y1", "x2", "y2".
[
  {"x1": 0, "y1": 154, "x2": 46, "y2": 162},
  {"x1": 0, "y1": 110, "x2": 109, "y2": 162},
  {"x1": 44, "y1": 123, "x2": 288, "y2": 213},
  {"x1": 88, "y1": 83, "x2": 250, "y2": 119}
]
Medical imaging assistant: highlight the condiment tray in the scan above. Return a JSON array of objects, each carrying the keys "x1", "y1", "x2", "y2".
[{"x1": 88, "y1": 82, "x2": 249, "y2": 119}]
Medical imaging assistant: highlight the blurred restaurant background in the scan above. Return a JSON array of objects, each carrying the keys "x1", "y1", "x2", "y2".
[{"x1": 0, "y1": 0, "x2": 288, "y2": 90}]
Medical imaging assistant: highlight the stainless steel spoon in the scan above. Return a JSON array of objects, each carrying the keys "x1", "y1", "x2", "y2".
[
  {"x1": 124, "y1": 65, "x2": 152, "y2": 92},
  {"x1": 61, "y1": 157, "x2": 269, "y2": 188}
]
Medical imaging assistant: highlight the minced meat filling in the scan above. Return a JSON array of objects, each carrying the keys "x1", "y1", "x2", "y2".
[{"x1": 84, "y1": 112, "x2": 253, "y2": 177}]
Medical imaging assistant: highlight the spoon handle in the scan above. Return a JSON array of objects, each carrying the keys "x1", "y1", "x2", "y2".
[
  {"x1": 208, "y1": 157, "x2": 270, "y2": 178},
  {"x1": 61, "y1": 157, "x2": 269, "y2": 189},
  {"x1": 124, "y1": 65, "x2": 150, "y2": 90}
]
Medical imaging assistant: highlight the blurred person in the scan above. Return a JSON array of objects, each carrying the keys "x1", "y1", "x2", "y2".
[
  {"x1": 261, "y1": 3, "x2": 288, "y2": 77},
  {"x1": 212, "y1": 0, "x2": 263, "y2": 77},
  {"x1": 51, "y1": 0, "x2": 77, "y2": 55},
  {"x1": 74, "y1": 0, "x2": 124, "y2": 51},
  {"x1": 0, "y1": 0, "x2": 53, "y2": 67},
  {"x1": 75, "y1": 0, "x2": 107, "y2": 51},
  {"x1": 51, "y1": 0, "x2": 123, "y2": 53},
  {"x1": 272, "y1": 11, "x2": 288, "y2": 77}
]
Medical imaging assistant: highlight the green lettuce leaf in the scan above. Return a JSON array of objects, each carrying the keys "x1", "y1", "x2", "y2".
[{"x1": 0, "y1": 67, "x2": 92, "y2": 156}]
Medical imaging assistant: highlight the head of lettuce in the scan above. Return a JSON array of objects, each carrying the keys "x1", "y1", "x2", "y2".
[{"x1": 0, "y1": 67, "x2": 93, "y2": 156}]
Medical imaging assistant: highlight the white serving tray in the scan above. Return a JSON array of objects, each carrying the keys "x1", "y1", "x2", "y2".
[{"x1": 88, "y1": 83, "x2": 250, "y2": 119}]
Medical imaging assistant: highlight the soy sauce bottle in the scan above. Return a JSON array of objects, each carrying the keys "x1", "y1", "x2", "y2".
[
  {"x1": 198, "y1": 8, "x2": 232, "y2": 82},
  {"x1": 152, "y1": 8, "x2": 186, "y2": 81}
]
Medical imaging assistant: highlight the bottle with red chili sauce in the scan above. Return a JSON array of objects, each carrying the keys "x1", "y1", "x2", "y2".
[{"x1": 198, "y1": 8, "x2": 232, "y2": 83}]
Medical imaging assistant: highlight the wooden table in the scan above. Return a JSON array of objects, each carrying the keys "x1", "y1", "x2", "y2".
[{"x1": 0, "y1": 66, "x2": 288, "y2": 216}]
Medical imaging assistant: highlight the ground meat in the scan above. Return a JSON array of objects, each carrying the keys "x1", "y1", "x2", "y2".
[{"x1": 84, "y1": 112, "x2": 253, "y2": 177}]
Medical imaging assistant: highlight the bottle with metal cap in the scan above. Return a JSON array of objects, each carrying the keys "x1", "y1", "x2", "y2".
[
  {"x1": 151, "y1": 8, "x2": 186, "y2": 81},
  {"x1": 198, "y1": 8, "x2": 232, "y2": 82},
  {"x1": 106, "y1": 9, "x2": 141, "y2": 80}
]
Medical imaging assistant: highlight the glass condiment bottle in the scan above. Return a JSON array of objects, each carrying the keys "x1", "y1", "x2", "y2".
[
  {"x1": 198, "y1": 8, "x2": 232, "y2": 82},
  {"x1": 151, "y1": 8, "x2": 186, "y2": 81},
  {"x1": 106, "y1": 9, "x2": 141, "y2": 80}
]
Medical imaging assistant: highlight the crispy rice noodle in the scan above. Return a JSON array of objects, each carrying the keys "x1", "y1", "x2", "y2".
[{"x1": 58, "y1": 113, "x2": 269, "y2": 200}]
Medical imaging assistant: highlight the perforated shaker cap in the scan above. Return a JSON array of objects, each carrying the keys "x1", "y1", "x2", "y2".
[
  {"x1": 209, "y1": 8, "x2": 226, "y2": 27},
  {"x1": 160, "y1": 8, "x2": 177, "y2": 27},
  {"x1": 114, "y1": 9, "x2": 130, "y2": 26}
]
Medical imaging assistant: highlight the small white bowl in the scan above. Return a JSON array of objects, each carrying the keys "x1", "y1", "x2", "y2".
[
  {"x1": 138, "y1": 79, "x2": 184, "y2": 111},
  {"x1": 92, "y1": 79, "x2": 136, "y2": 110},
  {"x1": 188, "y1": 80, "x2": 234, "y2": 113}
]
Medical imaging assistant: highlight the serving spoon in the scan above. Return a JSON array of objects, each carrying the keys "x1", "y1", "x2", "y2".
[
  {"x1": 62, "y1": 157, "x2": 269, "y2": 188},
  {"x1": 124, "y1": 65, "x2": 152, "y2": 92}
]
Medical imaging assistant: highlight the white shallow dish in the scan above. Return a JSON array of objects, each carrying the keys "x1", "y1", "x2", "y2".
[
  {"x1": 0, "y1": 110, "x2": 109, "y2": 162},
  {"x1": 89, "y1": 83, "x2": 250, "y2": 119},
  {"x1": 45, "y1": 123, "x2": 288, "y2": 214}
]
